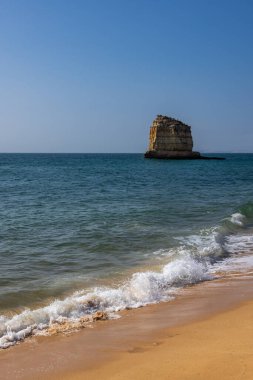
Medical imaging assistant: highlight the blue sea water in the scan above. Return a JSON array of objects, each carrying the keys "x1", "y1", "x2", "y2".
[{"x1": 0, "y1": 153, "x2": 253, "y2": 348}]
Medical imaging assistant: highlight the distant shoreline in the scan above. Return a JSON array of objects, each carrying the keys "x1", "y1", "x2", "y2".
[{"x1": 0, "y1": 152, "x2": 252, "y2": 155}]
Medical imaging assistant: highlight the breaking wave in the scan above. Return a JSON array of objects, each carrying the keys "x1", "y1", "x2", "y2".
[
  {"x1": 1, "y1": 204, "x2": 253, "y2": 349},
  {"x1": 0, "y1": 257, "x2": 210, "y2": 349},
  {"x1": 230, "y1": 213, "x2": 246, "y2": 226}
]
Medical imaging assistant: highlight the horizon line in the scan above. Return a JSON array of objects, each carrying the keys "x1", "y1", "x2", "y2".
[{"x1": 0, "y1": 152, "x2": 252, "y2": 155}]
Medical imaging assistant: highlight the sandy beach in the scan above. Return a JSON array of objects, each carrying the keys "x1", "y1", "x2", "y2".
[
  {"x1": 79, "y1": 295, "x2": 253, "y2": 380},
  {"x1": 83, "y1": 300, "x2": 253, "y2": 380},
  {"x1": 1, "y1": 271, "x2": 253, "y2": 380}
]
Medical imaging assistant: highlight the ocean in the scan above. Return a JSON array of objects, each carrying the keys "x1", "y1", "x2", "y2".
[{"x1": 0, "y1": 153, "x2": 253, "y2": 348}]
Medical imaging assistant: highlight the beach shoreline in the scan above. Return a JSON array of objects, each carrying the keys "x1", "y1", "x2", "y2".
[
  {"x1": 1, "y1": 270, "x2": 253, "y2": 379},
  {"x1": 73, "y1": 294, "x2": 253, "y2": 380}
]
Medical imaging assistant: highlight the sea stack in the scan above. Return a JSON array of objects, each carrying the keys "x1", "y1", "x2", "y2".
[{"x1": 145, "y1": 115, "x2": 203, "y2": 159}]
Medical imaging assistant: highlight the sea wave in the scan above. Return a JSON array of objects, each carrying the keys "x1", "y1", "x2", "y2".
[
  {"x1": 0, "y1": 256, "x2": 210, "y2": 349},
  {"x1": 1, "y1": 205, "x2": 253, "y2": 349},
  {"x1": 230, "y1": 212, "x2": 246, "y2": 226}
]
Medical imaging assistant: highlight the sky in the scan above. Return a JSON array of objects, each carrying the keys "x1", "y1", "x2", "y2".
[{"x1": 0, "y1": 0, "x2": 253, "y2": 153}]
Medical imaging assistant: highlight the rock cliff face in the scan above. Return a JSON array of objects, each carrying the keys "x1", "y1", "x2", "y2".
[{"x1": 145, "y1": 115, "x2": 201, "y2": 159}]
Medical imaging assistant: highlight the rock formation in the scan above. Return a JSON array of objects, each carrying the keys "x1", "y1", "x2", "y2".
[{"x1": 145, "y1": 115, "x2": 201, "y2": 159}]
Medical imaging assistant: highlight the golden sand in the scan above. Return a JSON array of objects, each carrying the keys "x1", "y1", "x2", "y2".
[
  {"x1": 71, "y1": 298, "x2": 253, "y2": 380},
  {"x1": 1, "y1": 274, "x2": 253, "y2": 380}
]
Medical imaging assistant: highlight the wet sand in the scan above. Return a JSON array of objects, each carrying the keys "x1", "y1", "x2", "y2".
[
  {"x1": 1, "y1": 272, "x2": 253, "y2": 379},
  {"x1": 76, "y1": 297, "x2": 253, "y2": 380}
]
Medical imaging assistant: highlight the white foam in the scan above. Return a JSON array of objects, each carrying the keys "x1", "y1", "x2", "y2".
[
  {"x1": 175, "y1": 228, "x2": 223, "y2": 260},
  {"x1": 0, "y1": 256, "x2": 210, "y2": 349},
  {"x1": 211, "y1": 253, "x2": 253, "y2": 274},
  {"x1": 223, "y1": 234, "x2": 253, "y2": 254},
  {"x1": 1, "y1": 210, "x2": 252, "y2": 349},
  {"x1": 230, "y1": 212, "x2": 246, "y2": 226}
]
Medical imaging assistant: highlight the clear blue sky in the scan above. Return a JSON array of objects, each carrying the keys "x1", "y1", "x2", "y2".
[{"x1": 0, "y1": 0, "x2": 252, "y2": 153}]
